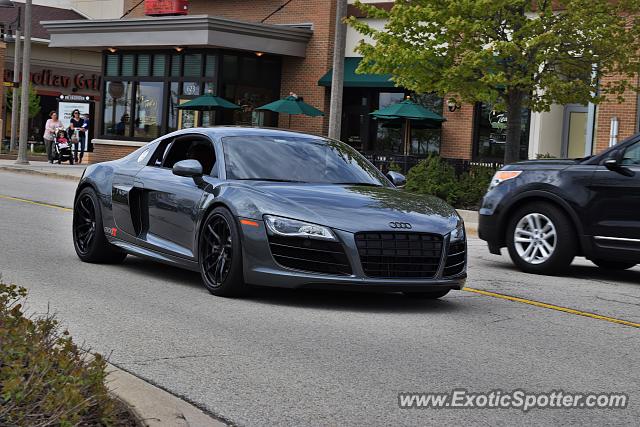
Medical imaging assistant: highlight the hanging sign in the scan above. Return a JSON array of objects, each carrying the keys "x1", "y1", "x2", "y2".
[{"x1": 144, "y1": 0, "x2": 189, "y2": 16}]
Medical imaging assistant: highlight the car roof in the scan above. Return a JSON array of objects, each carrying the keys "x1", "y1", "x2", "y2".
[{"x1": 175, "y1": 126, "x2": 327, "y2": 141}]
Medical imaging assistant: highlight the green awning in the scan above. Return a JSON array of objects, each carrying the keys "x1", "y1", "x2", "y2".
[{"x1": 318, "y1": 57, "x2": 396, "y2": 88}]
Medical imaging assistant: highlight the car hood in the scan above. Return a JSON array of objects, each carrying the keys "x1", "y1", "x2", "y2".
[{"x1": 228, "y1": 182, "x2": 460, "y2": 235}]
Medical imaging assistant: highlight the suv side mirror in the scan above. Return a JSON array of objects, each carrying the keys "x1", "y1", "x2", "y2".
[
  {"x1": 604, "y1": 156, "x2": 635, "y2": 177},
  {"x1": 173, "y1": 159, "x2": 203, "y2": 178},
  {"x1": 386, "y1": 171, "x2": 407, "y2": 187}
]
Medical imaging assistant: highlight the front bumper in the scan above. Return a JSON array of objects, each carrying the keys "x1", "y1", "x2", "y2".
[{"x1": 240, "y1": 221, "x2": 466, "y2": 291}]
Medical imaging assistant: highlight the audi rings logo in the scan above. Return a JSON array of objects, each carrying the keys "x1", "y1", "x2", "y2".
[{"x1": 389, "y1": 221, "x2": 412, "y2": 229}]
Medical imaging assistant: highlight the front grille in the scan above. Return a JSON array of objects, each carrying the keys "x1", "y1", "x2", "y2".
[
  {"x1": 443, "y1": 241, "x2": 466, "y2": 277},
  {"x1": 355, "y1": 232, "x2": 443, "y2": 279},
  {"x1": 268, "y1": 235, "x2": 352, "y2": 276}
]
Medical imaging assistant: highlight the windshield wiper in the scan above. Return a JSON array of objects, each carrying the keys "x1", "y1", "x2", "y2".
[
  {"x1": 235, "y1": 178, "x2": 308, "y2": 183},
  {"x1": 333, "y1": 182, "x2": 383, "y2": 187}
]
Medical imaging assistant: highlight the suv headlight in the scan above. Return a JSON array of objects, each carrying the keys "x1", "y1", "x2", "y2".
[
  {"x1": 488, "y1": 170, "x2": 522, "y2": 191},
  {"x1": 264, "y1": 215, "x2": 337, "y2": 241},
  {"x1": 450, "y1": 221, "x2": 465, "y2": 242}
]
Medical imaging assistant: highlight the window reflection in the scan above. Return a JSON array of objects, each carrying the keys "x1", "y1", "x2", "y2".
[
  {"x1": 134, "y1": 82, "x2": 164, "y2": 139},
  {"x1": 104, "y1": 81, "x2": 132, "y2": 136}
]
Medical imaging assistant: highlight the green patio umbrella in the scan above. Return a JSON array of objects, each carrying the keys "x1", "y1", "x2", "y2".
[
  {"x1": 256, "y1": 94, "x2": 324, "y2": 128},
  {"x1": 176, "y1": 93, "x2": 241, "y2": 111},
  {"x1": 371, "y1": 97, "x2": 445, "y2": 155}
]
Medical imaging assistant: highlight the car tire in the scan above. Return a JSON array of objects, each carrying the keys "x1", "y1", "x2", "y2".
[
  {"x1": 403, "y1": 289, "x2": 450, "y2": 299},
  {"x1": 73, "y1": 187, "x2": 127, "y2": 264},
  {"x1": 506, "y1": 203, "x2": 575, "y2": 275},
  {"x1": 199, "y1": 207, "x2": 247, "y2": 297},
  {"x1": 591, "y1": 259, "x2": 637, "y2": 271}
]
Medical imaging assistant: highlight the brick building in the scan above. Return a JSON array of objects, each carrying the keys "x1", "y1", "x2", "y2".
[{"x1": 40, "y1": 0, "x2": 637, "y2": 165}]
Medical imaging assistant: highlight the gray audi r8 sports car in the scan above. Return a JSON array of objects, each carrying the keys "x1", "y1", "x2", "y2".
[{"x1": 73, "y1": 127, "x2": 466, "y2": 298}]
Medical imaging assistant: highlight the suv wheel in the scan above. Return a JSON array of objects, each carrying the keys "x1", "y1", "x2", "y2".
[
  {"x1": 592, "y1": 259, "x2": 636, "y2": 271},
  {"x1": 506, "y1": 203, "x2": 575, "y2": 275}
]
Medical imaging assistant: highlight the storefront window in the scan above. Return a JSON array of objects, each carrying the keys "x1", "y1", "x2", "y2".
[
  {"x1": 167, "y1": 81, "x2": 179, "y2": 133},
  {"x1": 133, "y1": 82, "x2": 163, "y2": 139},
  {"x1": 474, "y1": 102, "x2": 530, "y2": 161},
  {"x1": 101, "y1": 50, "x2": 279, "y2": 138},
  {"x1": 104, "y1": 81, "x2": 132, "y2": 136}
]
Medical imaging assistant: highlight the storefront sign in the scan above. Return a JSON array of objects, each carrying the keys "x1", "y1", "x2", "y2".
[
  {"x1": 3, "y1": 68, "x2": 101, "y2": 94},
  {"x1": 58, "y1": 101, "x2": 91, "y2": 130},
  {"x1": 144, "y1": 0, "x2": 189, "y2": 16}
]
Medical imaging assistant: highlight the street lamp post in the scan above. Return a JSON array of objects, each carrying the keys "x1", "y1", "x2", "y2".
[
  {"x1": 0, "y1": 0, "x2": 29, "y2": 163},
  {"x1": 16, "y1": 0, "x2": 31, "y2": 164}
]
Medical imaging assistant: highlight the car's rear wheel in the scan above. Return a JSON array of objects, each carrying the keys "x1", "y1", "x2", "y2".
[
  {"x1": 199, "y1": 207, "x2": 246, "y2": 297},
  {"x1": 73, "y1": 187, "x2": 126, "y2": 263},
  {"x1": 591, "y1": 259, "x2": 637, "y2": 271},
  {"x1": 403, "y1": 289, "x2": 450, "y2": 299},
  {"x1": 506, "y1": 203, "x2": 575, "y2": 275}
]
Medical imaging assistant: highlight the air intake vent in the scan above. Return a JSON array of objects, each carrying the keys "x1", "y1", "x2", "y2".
[
  {"x1": 443, "y1": 241, "x2": 466, "y2": 277},
  {"x1": 355, "y1": 232, "x2": 443, "y2": 279},
  {"x1": 268, "y1": 235, "x2": 352, "y2": 276}
]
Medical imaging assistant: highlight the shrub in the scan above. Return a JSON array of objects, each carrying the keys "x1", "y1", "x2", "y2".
[
  {"x1": 405, "y1": 156, "x2": 460, "y2": 205},
  {"x1": 404, "y1": 156, "x2": 496, "y2": 209},
  {"x1": 0, "y1": 281, "x2": 135, "y2": 426}
]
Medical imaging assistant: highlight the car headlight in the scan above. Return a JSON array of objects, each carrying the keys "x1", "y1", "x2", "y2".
[
  {"x1": 450, "y1": 221, "x2": 465, "y2": 242},
  {"x1": 488, "y1": 170, "x2": 522, "y2": 191},
  {"x1": 264, "y1": 215, "x2": 337, "y2": 241}
]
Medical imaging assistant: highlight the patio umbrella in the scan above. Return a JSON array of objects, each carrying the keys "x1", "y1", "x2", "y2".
[
  {"x1": 371, "y1": 97, "x2": 445, "y2": 155},
  {"x1": 176, "y1": 93, "x2": 241, "y2": 111},
  {"x1": 256, "y1": 94, "x2": 324, "y2": 128}
]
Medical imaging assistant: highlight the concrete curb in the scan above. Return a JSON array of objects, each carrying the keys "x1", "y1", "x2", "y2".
[
  {"x1": 0, "y1": 166, "x2": 82, "y2": 182},
  {"x1": 106, "y1": 363, "x2": 227, "y2": 426}
]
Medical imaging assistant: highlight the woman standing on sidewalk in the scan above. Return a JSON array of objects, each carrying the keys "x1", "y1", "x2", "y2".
[
  {"x1": 43, "y1": 111, "x2": 62, "y2": 164},
  {"x1": 69, "y1": 109, "x2": 86, "y2": 164}
]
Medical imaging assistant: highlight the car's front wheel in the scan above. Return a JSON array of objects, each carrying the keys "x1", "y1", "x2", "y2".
[
  {"x1": 73, "y1": 187, "x2": 126, "y2": 264},
  {"x1": 506, "y1": 203, "x2": 575, "y2": 275},
  {"x1": 199, "y1": 207, "x2": 247, "y2": 297},
  {"x1": 591, "y1": 259, "x2": 637, "y2": 271}
]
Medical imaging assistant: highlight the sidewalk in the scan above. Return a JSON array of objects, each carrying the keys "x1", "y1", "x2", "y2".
[{"x1": 0, "y1": 159, "x2": 86, "y2": 181}]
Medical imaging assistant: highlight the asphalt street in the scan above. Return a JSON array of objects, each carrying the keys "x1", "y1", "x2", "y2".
[{"x1": 1, "y1": 171, "x2": 638, "y2": 426}]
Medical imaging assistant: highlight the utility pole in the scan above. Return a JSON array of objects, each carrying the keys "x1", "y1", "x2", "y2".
[
  {"x1": 16, "y1": 0, "x2": 31, "y2": 164},
  {"x1": 10, "y1": 6, "x2": 21, "y2": 153},
  {"x1": 328, "y1": 0, "x2": 347, "y2": 140}
]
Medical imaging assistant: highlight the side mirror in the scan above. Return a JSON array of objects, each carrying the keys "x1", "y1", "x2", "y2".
[
  {"x1": 604, "y1": 157, "x2": 635, "y2": 177},
  {"x1": 386, "y1": 171, "x2": 407, "y2": 187},
  {"x1": 173, "y1": 159, "x2": 203, "y2": 178}
]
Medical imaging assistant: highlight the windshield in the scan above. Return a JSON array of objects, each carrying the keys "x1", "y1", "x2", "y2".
[{"x1": 222, "y1": 135, "x2": 390, "y2": 186}]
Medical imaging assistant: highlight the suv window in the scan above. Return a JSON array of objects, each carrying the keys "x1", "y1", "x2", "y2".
[{"x1": 621, "y1": 141, "x2": 640, "y2": 166}]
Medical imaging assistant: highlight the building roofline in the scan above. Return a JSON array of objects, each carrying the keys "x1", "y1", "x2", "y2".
[{"x1": 41, "y1": 15, "x2": 313, "y2": 57}]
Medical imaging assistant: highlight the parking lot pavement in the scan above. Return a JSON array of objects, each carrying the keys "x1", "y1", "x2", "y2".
[{"x1": 1, "y1": 170, "x2": 638, "y2": 426}]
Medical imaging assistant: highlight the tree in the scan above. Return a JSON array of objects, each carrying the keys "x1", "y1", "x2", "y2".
[
  {"x1": 6, "y1": 84, "x2": 41, "y2": 119},
  {"x1": 348, "y1": 0, "x2": 640, "y2": 163}
]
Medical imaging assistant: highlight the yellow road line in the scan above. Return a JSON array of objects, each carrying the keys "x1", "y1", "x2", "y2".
[
  {"x1": 2, "y1": 192, "x2": 639, "y2": 329},
  {"x1": 464, "y1": 287, "x2": 640, "y2": 329},
  {"x1": 0, "y1": 194, "x2": 72, "y2": 212}
]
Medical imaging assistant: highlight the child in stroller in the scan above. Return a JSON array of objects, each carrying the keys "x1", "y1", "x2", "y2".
[{"x1": 53, "y1": 128, "x2": 74, "y2": 165}]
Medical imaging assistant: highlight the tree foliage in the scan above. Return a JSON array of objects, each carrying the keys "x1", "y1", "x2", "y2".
[
  {"x1": 6, "y1": 84, "x2": 41, "y2": 119},
  {"x1": 348, "y1": 0, "x2": 640, "y2": 162}
]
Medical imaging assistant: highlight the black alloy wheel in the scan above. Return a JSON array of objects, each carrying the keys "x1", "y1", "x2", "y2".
[
  {"x1": 199, "y1": 207, "x2": 246, "y2": 297},
  {"x1": 73, "y1": 187, "x2": 126, "y2": 264},
  {"x1": 74, "y1": 192, "x2": 96, "y2": 255}
]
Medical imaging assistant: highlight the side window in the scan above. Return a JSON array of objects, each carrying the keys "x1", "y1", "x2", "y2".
[
  {"x1": 162, "y1": 136, "x2": 217, "y2": 176},
  {"x1": 148, "y1": 138, "x2": 173, "y2": 167},
  {"x1": 621, "y1": 142, "x2": 640, "y2": 166}
]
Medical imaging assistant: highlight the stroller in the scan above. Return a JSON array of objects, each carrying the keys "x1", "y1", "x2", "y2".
[{"x1": 53, "y1": 128, "x2": 74, "y2": 165}]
